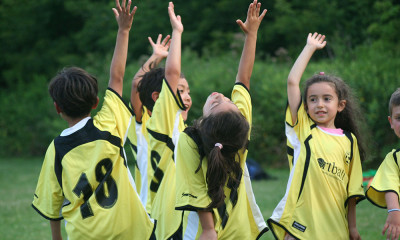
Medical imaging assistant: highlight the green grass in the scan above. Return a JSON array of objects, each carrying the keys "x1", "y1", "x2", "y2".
[{"x1": 0, "y1": 158, "x2": 386, "y2": 239}]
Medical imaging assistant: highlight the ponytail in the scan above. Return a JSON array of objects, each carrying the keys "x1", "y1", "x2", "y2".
[{"x1": 185, "y1": 110, "x2": 249, "y2": 209}]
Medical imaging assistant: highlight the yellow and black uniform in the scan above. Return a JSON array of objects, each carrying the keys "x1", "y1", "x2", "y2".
[
  {"x1": 268, "y1": 101, "x2": 365, "y2": 240},
  {"x1": 366, "y1": 149, "x2": 400, "y2": 208},
  {"x1": 32, "y1": 88, "x2": 155, "y2": 240},
  {"x1": 127, "y1": 108, "x2": 153, "y2": 212},
  {"x1": 146, "y1": 79, "x2": 187, "y2": 239},
  {"x1": 175, "y1": 83, "x2": 268, "y2": 240}
]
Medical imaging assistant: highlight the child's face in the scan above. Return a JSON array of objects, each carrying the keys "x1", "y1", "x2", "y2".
[
  {"x1": 203, "y1": 92, "x2": 239, "y2": 117},
  {"x1": 178, "y1": 78, "x2": 192, "y2": 121},
  {"x1": 389, "y1": 105, "x2": 400, "y2": 138},
  {"x1": 306, "y1": 82, "x2": 346, "y2": 128}
]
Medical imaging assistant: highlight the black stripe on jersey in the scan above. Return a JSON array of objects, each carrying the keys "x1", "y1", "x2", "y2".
[
  {"x1": 235, "y1": 82, "x2": 250, "y2": 96},
  {"x1": 147, "y1": 128, "x2": 175, "y2": 153},
  {"x1": 310, "y1": 123, "x2": 317, "y2": 130},
  {"x1": 344, "y1": 131, "x2": 354, "y2": 162},
  {"x1": 287, "y1": 146, "x2": 294, "y2": 156},
  {"x1": 285, "y1": 99, "x2": 303, "y2": 127},
  {"x1": 218, "y1": 204, "x2": 229, "y2": 228},
  {"x1": 344, "y1": 194, "x2": 366, "y2": 207},
  {"x1": 393, "y1": 149, "x2": 400, "y2": 167},
  {"x1": 107, "y1": 87, "x2": 134, "y2": 116},
  {"x1": 267, "y1": 219, "x2": 300, "y2": 240},
  {"x1": 256, "y1": 227, "x2": 270, "y2": 240},
  {"x1": 297, "y1": 135, "x2": 312, "y2": 201},
  {"x1": 163, "y1": 79, "x2": 186, "y2": 111},
  {"x1": 366, "y1": 186, "x2": 398, "y2": 209},
  {"x1": 31, "y1": 204, "x2": 64, "y2": 221},
  {"x1": 53, "y1": 119, "x2": 123, "y2": 188},
  {"x1": 175, "y1": 205, "x2": 208, "y2": 211}
]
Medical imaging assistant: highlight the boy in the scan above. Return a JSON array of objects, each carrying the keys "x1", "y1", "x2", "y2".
[
  {"x1": 366, "y1": 88, "x2": 400, "y2": 240},
  {"x1": 31, "y1": 1, "x2": 154, "y2": 239}
]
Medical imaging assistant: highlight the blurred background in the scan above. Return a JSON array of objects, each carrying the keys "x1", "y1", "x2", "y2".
[{"x1": 0, "y1": 0, "x2": 399, "y2": 168}]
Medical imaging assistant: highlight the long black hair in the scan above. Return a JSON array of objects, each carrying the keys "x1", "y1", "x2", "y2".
[{"x1": 184, "y1": 110, "x2": 250, "y2": 208}]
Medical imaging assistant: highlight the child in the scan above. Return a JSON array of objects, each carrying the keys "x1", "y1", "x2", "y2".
[
  {"x1": 366, "y1": 88, "x2": 400, "y2": 240},
  {"x1": 144, "y1": 2, "x2": 192, "y2": 239},
  {"x1": 174, "y1": 1, "x2": 268, "y2": 239},
  {"x1": 127, "y1": 33, "x2": 172, "y2": 212},
  {"x1": 267, "y1": 33, "x2": 366, "y2": 240},
  {"x1": 31, "y1": 1, "x2": 155, "y2": 239}
]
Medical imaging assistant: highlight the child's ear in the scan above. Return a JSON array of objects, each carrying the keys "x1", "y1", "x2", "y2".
[
  {"x1": 92, "y1": 97, "x2": 99, "y2": 109},
  {"x1": 54, "y1": 102, "x2": 62, "y2": 114},
  {"x1": 338, "y1": 100, "x2": 347, "y2": 112},
  {"x1": 388, "y1": 116, "x2": 394, "y2": 129},
  {"x1": 151, "y1": 92, "x2": 160, "y2": 102}
]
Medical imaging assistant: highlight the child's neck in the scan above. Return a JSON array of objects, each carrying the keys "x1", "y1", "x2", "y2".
[
  {"x1": 62, "y1": 113, "x2": 91, "y2": 127},
  {"x1": 318, "y1": 125, "x2": 344, "y2": 135}
]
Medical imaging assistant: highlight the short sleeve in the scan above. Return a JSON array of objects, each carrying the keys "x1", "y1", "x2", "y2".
[
  {"x1": 285, "y1": 100, "x2": 309, "y2": 128},
  {"x1": 175, "y1": 133, "x2": 211, "y2": 211},
  {"x1": 32, "y1": 142, "x2": 64, "y2": 220},
  {"x1": 232, "y1": 83, "x2": 252, "y2": 127},
  {"x1": 94, "y1": 88, "x2": 133, "y2": 143},
  {"x1": 346, "y1": 136, "x2": 365, "y2": 204},
  {"x1": 148, "y1": 80, "x2": 185, "y2": 137},
  {"x1": 366, "y1": 149, "x2": 400, "y2": 208}
]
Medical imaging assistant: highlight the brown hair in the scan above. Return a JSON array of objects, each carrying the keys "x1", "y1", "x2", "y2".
[
  {"x1": 49, "y1": 67, "x2": 98, "y2": 118},
  {"x1": 303, "y1": 74, "x2": 367, "y2": 161},
  {"x1": 184, "y1": 110, "x2": 249, "y2": 208},
  {"x1": 389, "y1": 88, "x2": 400, "y2": 116}
]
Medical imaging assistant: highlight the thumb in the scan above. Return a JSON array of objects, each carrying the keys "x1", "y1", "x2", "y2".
[
  {"x1": 112, "y1": 8, "x2": 119, "y2": 18},
  {"x1": 236, "y1": 20, "x2": 246, "y2": 31}
]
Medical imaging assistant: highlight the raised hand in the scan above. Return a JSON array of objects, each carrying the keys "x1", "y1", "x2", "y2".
[
  {"x1": 112, "y1": 0, "x2": 137, "y2": 31},
  {"x1": 149, "y1": 34, "x2": 171, "y2": 59},
  {"x1": 307, "y1": 32, "x2": 327, "y2": 50},
  {"x1": 236, "y1": 0, "x2": 267, "y2": 36},
  {"x1": 168, "y1": 2, "x2": 183, "y2": 33}
]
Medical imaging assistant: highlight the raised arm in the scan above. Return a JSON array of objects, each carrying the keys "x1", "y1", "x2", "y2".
[
  {"x1": 165, "y1": 1, "x2": 183, "y2": 93},
  {"x1": 131, "y1": 34, "x2": 171, "y2": 121},
  {"x1": 287, "y1": 32, "x2": 326, "y2": 124},
  {"x1": 235, "y1": 0, "x2": 267, "y2": 90},
  {"x1": 109, "y1": 0, "x2": 137, "y2": 96}
]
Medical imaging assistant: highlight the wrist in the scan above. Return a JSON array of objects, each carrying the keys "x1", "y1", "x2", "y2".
[{"x1": 388, "y1": 208, "x2": 400, "y2": 213}]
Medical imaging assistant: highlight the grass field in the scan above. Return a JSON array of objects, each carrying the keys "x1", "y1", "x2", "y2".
[{"x1": 0, "y1": 157, "x2": 386, "y2": 239}]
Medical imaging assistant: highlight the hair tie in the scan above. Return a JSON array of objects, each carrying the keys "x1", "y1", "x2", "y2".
[
  {"x1": 319, "y1": 72, "x2": 325, "y2": 75},
  {"x1": 215, "y1": 143, "x2": 223, "y2": 149}
]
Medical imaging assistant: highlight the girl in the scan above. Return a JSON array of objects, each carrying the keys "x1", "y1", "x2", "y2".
[
  {"x1": 267, "y1": 33, "x2": 366, "y2": 240},
  {"x1": 174, "y1": 1, "x2": 268, "y2": 239}
]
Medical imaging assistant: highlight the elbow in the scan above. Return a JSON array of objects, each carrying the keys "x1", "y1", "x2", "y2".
[{"x1": 165, "y1": 69, "x2": 180, "y2": 81}]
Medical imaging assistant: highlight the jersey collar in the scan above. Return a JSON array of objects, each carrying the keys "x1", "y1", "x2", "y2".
[{"x1": 60, "y1": 117, "x2": 91, "y2": 136}]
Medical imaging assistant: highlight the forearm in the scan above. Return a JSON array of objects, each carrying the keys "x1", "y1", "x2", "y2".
[
  {"x1": 386, "y1": 192, "x2": 400, "y2": 210},
  {"x1": 165, "y1": 30, "x2": 182, "y2": 91},
  {"x1": 347, "y1": 198, "x2": 357, "y2": 229},
  {"x1": 131, "y1": 53, "x2": 164, "y2": 118},
  {"x1": 110, "y1": 29, "x2": 130, "y2": 95},
  {"x1": 198, "y1": 210, "x2": 217, "y2": 240},
  {"x1": 287, "y1": 44, "x2": 316, "y2": 87},
  {"x1": 236, "y1": 33, "x2": 257, "y2": 90},
  {"x1": 50, "y1": 220, "x2": 63, "y2": 240}
]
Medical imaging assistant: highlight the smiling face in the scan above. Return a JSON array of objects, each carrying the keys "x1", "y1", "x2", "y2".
[
  {"x1": 178, "y1": 78, "x2": 192, "y2": 121},
  {"x1": 203, "y1": 92, "x2": 239, "y2": 117},
  {"x1": 305, "y1": 82, "x2": 346, "y2": 128},
  {"x1": 389, "y1": 105, "x2": 400, "y2": 138}
]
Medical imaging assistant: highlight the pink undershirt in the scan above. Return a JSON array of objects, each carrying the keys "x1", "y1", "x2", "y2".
[{"x1": 318, "y1": 126, "x2": 344, "y2": 135}]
